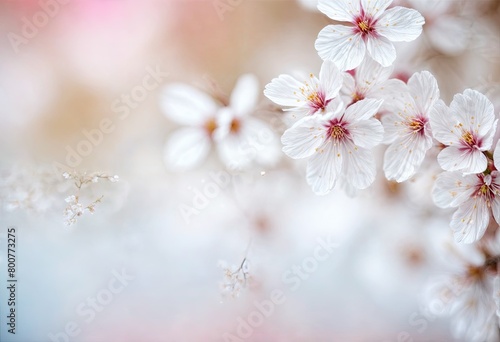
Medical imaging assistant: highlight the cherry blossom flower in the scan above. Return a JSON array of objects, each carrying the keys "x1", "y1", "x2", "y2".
[
  {"x1": 215, "y1": 74, "x2": 281, "y2": 169},
  {"x1": 382, "y1": 71, "x2": 439, "y2": 182},
  {"x1": 430, "y1": 89, "x2": 497, "y2": 174},
  {"x1": 424, "y1": 243, "x2": 499, "y2": 341},
  {"x1": 161, "y1": 83, "x2": 220, "y2": 171},
  {"x1": 432, "y1": 141, "x2": 500, "y2": 243},
  {"x1": 263, "y1": 60, "x2": 343, "y2": 122},
  {"x1": 340, "y1": 55, "x2": 405, "y2": 107},
  {"x1": 315, "y1": 0, "x2": 425, "y2": 70},
  {"x1": 281, "y1": 98, "x2": 384, "y2": 195}
]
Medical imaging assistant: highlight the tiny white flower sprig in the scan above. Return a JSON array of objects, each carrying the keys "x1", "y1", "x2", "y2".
[
  {"x1": 218, "y1": 257, "x2": 251, "y2": 299},
  {"x1": 62, "y1": 171, "x2": 119, "y2": 226}
]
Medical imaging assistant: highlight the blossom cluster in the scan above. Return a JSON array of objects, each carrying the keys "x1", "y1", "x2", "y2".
[{"x1": 160, "y1": 0, "x2": 500, "y2": 338}]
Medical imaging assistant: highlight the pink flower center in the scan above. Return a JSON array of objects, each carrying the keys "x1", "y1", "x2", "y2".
[
  {"x1": 407, "y1": 116, "x2": 428, "y2": 136},
  {"x1": 326, "y1": 118, "x2": 349, "y2": 142},
  {"x1": 353, "y1": 10, "x2": 377, "y2": 38},
  {"x1": 459, "y1": 128, "x2": 481, "y2": 150},
  {"x1": 473, "y1": 174, "x2": 499, "y2": 207},
  {"x1": 307, "y1": 90, "x2": 329, "y2": 112}
]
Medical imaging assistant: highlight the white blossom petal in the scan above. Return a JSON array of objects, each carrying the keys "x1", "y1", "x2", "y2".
[
  {"x1": 317, "y1": 0, "x2": 360, "y2": 22},
  {"x1": 366, "y1": 35, "x2": 396, "y2": 67},
  {"x1": 430, "y1": 99, "x2": 461, "y2": 146},
  {"x1": 348, "y1": 118, "x2": 384, "y2": 149},
  {"x1": 432, "y1": 172, "x2": 477, "y2": 208},
  {"x1": 341, "y1": 139, "x2": 376, "y2": 189},
  {"x1": 306, "y1": 140, "x2": 341, "y2": 195},
  {"x1": 383, "y1": 131, "x2": 432, "y2": 182},
  {"x1": 407, "y1": 70, "x2": 439, "y2": 114},
  {"x1": 438, "y1": 147, "x2": 488, "y2": 174},
  {"x1": 164, "y1": 128, "x2": 211, "y2": 171},
  {"x1": 161, "y1": 84, "x2": 217, "y2": 125},
  {"x1": 281, "y1": 115, "x2": 328, "y2": 159},
  {"x1": 343, "y1": 98, "x2": 384, "y2": 122},
  {"x1": 230, "y1": 74, "x2": 259, "y2": 117},
  {"x1": 319, "y1": 60, "x2": 343, "y2": 100},
  {"x1": 264, "y1": 74, "x2": 307, "y2": 107},
  {"x1": 361, "y1": 0, "x2": 393, "y2": 20},
  {"x1": 451, "y1": 198, "x2": 490, "y2": 244},
  {"x1": 376, "y1": 6, "x2": 425, "y2": 42},
  {"x1": 315, "y1": 25, "x2": 366, "y2": 71}
]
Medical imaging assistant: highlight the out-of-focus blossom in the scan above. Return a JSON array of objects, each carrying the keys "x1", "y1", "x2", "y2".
[
  {"x1": 282, "y1": 98, "x2": 384, "y2": 194},
  {"x1": 430, "y1": 89, "x2": 497, "y2": 174},
  {"x1": 315, "y1": 0, "x2": 424, "y2": 70},
  {"x1": 214, "y1": 74, "x2": 281, "y2": 169},
  {"x1": 382, "y1": 71, "x2": 439, "y2": 182},
  {"x1": 424, "y1": 242, "x2": 499, "y2": 341},
  {"x1": 161, "y1": 83, "x2": 220, "y2": 171},
  {"x1": 264, "y1": 60, "x2": 343, "y2": 122}
]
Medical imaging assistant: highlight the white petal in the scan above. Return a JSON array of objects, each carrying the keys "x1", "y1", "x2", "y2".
[
  {"x1": 348, "y1": 118, "x2": 384, "y2": 149},
  {"x1": 432, "y1": 172, "x2": 477, "y2": 208},
  {"x1": 383, "y1": 131, "x2": 432, "y2": 182},
  {"x1": 343, "y1": 98, "x2": 384, "y2": 122},
  {"x1": 306, "y1": 140, "x2": 341, "y2": 195},
  {"x1": 319, "y1": 60, "x2": 343, "y2": 100},
  {"x1": 164, "y1": 128, "x2": 211, "y2": 171},
  {"x1": 494, "y1": 140, "x2": 500, "y2": 170},
  {"x1": 341, "y1": 140, "x2": 376, "y2": 189},
  {"x1": 161, "y1": 84, "x2": 217, "y2": 125},
  {"x1": 230, "y1": 74, "x2": 259, "y2": 117},
  {"x1": 361, "y1": 0, "x2": 393, "y2": 20},
  {"x1": 437, "y1": 147, "x2": 488, "y2": 174},
  {"x1": 355, "y1": 55, "x2": 393, "y2": 93},
  {"x1": 340, "y1": 72, "x2": 356, "y2": 105},
  {"x1": 381, "y1": 113, "x2": 401, "y2": 144},
  {"x1": 366, "y1": 35, "x2": 396, "y2": 68},
  {"x1": 407, "y1": 70, "x2": 439, "y2": 115},
  {"x1": 451, "y1": 198, "x2": 489, "y2": 244},
  {"x1": 315, "y1": 25, "x2": 366, "y2": 71},
  {"x1": 264, "y1": 74, "x2": 306, "y2": 108},
  {"x1": 317, "y1": 0, "x2": 360, "y2": 22},
  {"x1": 281, "y1": 115, "x2": 328, "y2": 159},
  {"x1": 217, "y1": 134, "x2": 251, "y2": 169},
  {"x1": 429, "y1": 99, "x2": 460, "y2": 146},
  {"x1": 376, "y1": 7, "x2": 425, "y2": 42},
  {"x1": 451, "y1": 89, "x2": 495, "y2": 141}
]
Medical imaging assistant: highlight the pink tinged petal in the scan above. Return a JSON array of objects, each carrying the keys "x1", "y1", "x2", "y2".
[
  {"x1": 306, "y1": 141, "x2": 342, "y2": 195},
  {"x1": 426, "y1": 15, "x2": 471, "y2": 55},
  {"x1": 407, "y1": 70, "x2": 440, "y2": 115},
  {"x1": 429, "y1": 99, "x2": 461, "y2": 146},
  {"x1": 264, "y1": 74, "x2": 307, "y2": 107},
  {"x1": 161, "y1": 84, "x2": 217, "y2": 125},
  {"x1": 383, "y1": 131, "x2": 432, "y2": 182},
  {"x1": 164, "y1": 128, "x2": 211, "y2": 171},
  {"x1": 317, "y1": 0, "x2": 360, "y2": 22},
  {"x1": 343, "y1": 98, "x2": 384, "y2": 122},
  {"x1": 376, "y1": 7, "x2": 425, "y2": 42},
  {"x1": 230, "y1": 74, "x2": 259, "y2": 117},
  {"x1": 365, "y1": 35, "x2": 396, "y2": 68},
  {"x1": 451, "y1": 198, "x2": 489, "y2": 244},
  {"x1": 315, "y1": 25, "x2": 366, "y2": 71},
  {"x1": 341, "y1": 140, "x2": 376, "y2": 189},
  {"x1": 348, "y1": 118, "x2": 384, "y2": 149},
  {"x1": 370, "y1": 79, "x2": 408, "y2": 112},
  {"x1": 437, "y1": 146, "x2": 488, "y2": 174},
  {"x1": 360, "y1": 0, "x2": 393, "y2": 20},
  {"x1": 318, "y1": 60, "x2": 343, "y2": 100},
  {"x1": 450, "y1": 89, "x2": 496, "y2": 141},
  {"x1": 281, "y1": 115, "x2": 327, "y2": 159},
  {"x1": 432, "y1": 172, "x2": 477, "y2": 208},
  {"x1": 494, "y1": 140, "x2": 500, "y2": 170}
]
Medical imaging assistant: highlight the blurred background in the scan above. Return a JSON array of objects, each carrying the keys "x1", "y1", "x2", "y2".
[{"x1": 0, "y1": 0, "x2": 499, "y2": 341}]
